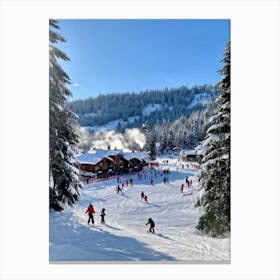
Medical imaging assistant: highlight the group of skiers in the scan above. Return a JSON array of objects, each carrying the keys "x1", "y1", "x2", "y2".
[
  {"x1": 180, "y1": 177, "x2": 193, "y2": 192},
  {"x1": 116, "y1": 185, "x2": 150, "y2": 202},
  {"x1": 117, "y1": 176, "x2": 134, "y2": 187},
  {"x1": 85, "y1": 203, "x2": 155, "y2": 233},
  {"x1": 115, "y1": 179, "x2": 134, "y2": 194},
  {"x1": 140, "y1": 191, "x2": 148, "y2": 203},
  {"x1": 85, "y1": 203, "x2": 106, "y2": 225},
  {"x1": 162, "y1": 168, "x2": 170, "y2": 175},
  {"x1": 138, "y1": 173, "x2": 147, "y2": 180}
]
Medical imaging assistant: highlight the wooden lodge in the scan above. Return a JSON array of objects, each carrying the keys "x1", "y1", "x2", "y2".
[
  {"x1": 76, "y1": 149, "x2": 149, "y2": 180},
  {"x1": 107, "y1": 153, "x2": 129, "y2": 175},
  {"x1": 179, "y1": 150, "x2": 198, "y2": 162},
  {"x1": 128, "y1": 157, "x2": 145, "y2": 172},
  {"x1": 79, "y1": 156, "x2": 115, "y2": 178}
]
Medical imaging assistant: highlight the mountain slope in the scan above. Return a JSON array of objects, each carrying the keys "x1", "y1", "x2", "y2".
[
  {"x1": 49, "y1": 156, "x2": 230, "y2": 262},
  {"x1": 69, "y1": 84, "x2": 217, "y2": 131}
]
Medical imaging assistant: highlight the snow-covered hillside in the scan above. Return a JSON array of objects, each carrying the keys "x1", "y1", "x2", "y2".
[
  {"x1": 84, "y1": 116, "x2": 140, "y2": 132},
  {"x1": 142, "y1": 104, "x2": 162, "y2": 117},
  {"x1": 82, "y1": 94, "x2": 213, "y2": 133},
  {"x1": 49, "y1": 156, "x2": 230, "y2": 262},
  {"x1": 187, "y1": 93, "x2": 213, "y2": 109},
  {"x1": 84, "y1": 119, "x2": 123, "y2": 132}
]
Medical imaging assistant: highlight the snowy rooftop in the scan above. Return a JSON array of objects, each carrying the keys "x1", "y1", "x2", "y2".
[
  {"x1": 76, "y1": 149, "x2": 149, "y2": 165},
  {"x1": 179, "y1": 150, "x2": 197, "y2": 156},
  {"x1": 76, "y1": 151, "x2": 114, "y2": 165},
  {"x1": 123, "y1": 151, "x2": 150, "y2": 162}
]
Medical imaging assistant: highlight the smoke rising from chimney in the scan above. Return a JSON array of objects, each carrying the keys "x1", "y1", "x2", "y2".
[{"x1": 74, "y1": 125, "x2": 146, "y2": 152}]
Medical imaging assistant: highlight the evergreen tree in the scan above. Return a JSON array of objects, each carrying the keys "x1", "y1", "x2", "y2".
[
  {"x1": 141, "y1": 123, "x2": 156, "y2": 160},
  {"x1": 196, "y1": 41, "x2": 231, "y2": 236},
  {"x1": 49, "y1": 19, "x2": 82, "y2": 211}
]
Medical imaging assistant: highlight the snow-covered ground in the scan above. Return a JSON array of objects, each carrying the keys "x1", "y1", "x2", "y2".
[
  {"x1": 49, "y1": 156, "x2": 230, "y2": 262},
  {"x1": 142, "y1": 103, "x2": 162, "y2": 116},
  {"x1": 84, "y1": 119, "x2": 124, "y2": 132},
  {"x1": 84, "y1": 116, "x2": 140, "y2": 132},
  {"x1": 187, "y1": 93, "x2": 213, "y2": 109}
]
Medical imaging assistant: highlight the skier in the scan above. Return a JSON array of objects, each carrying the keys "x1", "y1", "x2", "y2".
[
  {"x1": 185, "y1": 176, "x2": 189, "y2": 186},
  {"x1": 116, "y1": 185, "x2": 122, "y2": 194},
  {"x1": 85, "y1": 203, "x2": 95, "y2": 224},
  {"x1": 150, "y1": 178, "x2": 154, "y2": 185},
  {"x1": 180, "y1": 184, "x2": 184, "y2": 193},
  {"x1": 100, "y1": 208, "x2": 106, "y2": 224},
  {"x1": 141, "y1": 191, "x2": 145, "y2": 201},
  {"x1": 144, "y1": 194, "x2": 148, "y2": 203},
  {"x1": 146, "y1": 218, "x2": 155, "y2": 233},
  {"x1": 129, "y1": 178, "x2": 133, "y2": 187},
  {"x1": 165, "y1": 177, "x2": 169, "y2": 184}
]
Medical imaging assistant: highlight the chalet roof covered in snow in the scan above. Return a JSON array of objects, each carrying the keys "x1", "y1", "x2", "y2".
[
  {"x1": 123, "y1": 151, "x2": 149, "y2": 162},
  {"x1": 179, "y1": 150, "x2": 197, "y2": 156},
  {"x1": 76, "y1": 149, "x2": 115, "y2": 165},
  {"x1": 76, "y1": 149, "x2": 149, "y2": 165}
]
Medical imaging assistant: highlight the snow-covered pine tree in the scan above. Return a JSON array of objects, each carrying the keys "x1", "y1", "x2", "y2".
[
  {"x1": 196, "y1": 41, "x2": 230, "y2": 236},
  {"x1": 142, "y1": 123, "x2": 156, "y2": 160},
  {"x1": 49, "y1": 19, "x2": 82, "y2": 211}
]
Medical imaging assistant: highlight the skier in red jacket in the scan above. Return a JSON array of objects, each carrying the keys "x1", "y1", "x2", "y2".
[
  {"x1": 144, "y1": 194, "x2": 148, "y2": 203},
  {"x1": 85, "y1": 203, "x2": 95, "y2": 224}
]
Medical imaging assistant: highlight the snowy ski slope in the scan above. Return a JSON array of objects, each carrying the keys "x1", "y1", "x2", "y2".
[{"x1": 49, "y1": 156, "x2": 230, "y2": 262}]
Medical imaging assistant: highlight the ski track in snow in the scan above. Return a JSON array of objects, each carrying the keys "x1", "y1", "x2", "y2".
[{"x1": 50, "y1": 156, "x2": 230, "y2": 262}]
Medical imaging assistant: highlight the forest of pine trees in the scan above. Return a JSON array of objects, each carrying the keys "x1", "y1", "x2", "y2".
[
  {"x1": 70, "y1": 85, "x2": 217, "y2": 153},
  {"x1": 75, "y1": 101, "x2": 216, "y2": 154},
  {"x1": 69, "y1": 84, "x2": 217, "y2": 129},
  {"x1": 49, "y1": 20, "x2": 82, "y2": 211},
  {"x1": 153, "y1": 102, "x2": 216, "y2": 153},
  {"x1": 196, "y1": 41, "x2": 231, "y2": 236}
]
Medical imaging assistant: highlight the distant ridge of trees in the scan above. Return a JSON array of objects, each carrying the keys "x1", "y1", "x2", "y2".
[{"x1": 69, "y1": 84, "x2": 217, "y2": 130}]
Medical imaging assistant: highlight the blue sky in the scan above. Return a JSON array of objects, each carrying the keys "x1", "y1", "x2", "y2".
[{"x1": 57, "y1": 19, "x2": 230, "y2": 100}]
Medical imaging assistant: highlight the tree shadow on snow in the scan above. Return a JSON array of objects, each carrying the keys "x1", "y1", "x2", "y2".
[
  {"x1": 105, "y1": 224, "x2": 121, "y2": 231},
  {"x1": 120, "y1": 193, "x2": 131, "y2": 199},
  {"x1": 49, "y1": 219, "x2": 175, "y2": 262}
]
